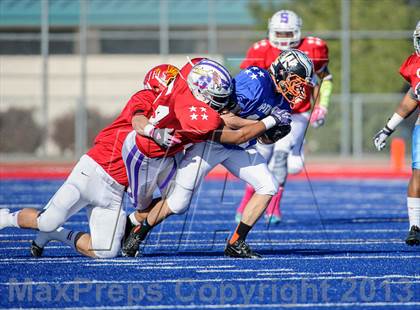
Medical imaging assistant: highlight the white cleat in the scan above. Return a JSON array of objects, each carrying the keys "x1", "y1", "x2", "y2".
[{"x1": 0, "y1": 208, "x2": 12, "y2": 230}]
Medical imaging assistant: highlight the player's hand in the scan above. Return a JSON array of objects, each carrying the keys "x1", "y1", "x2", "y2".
[
  {"x1": 270, "y1": 107, "x2": 292, "y2": 126},
  {"x1": 373, "y1": 126, "x2": 393, "y2": 151},
  {"x1": 310, "y1": 106, "x2": 327, "y2": 128},
  {"x1": 151, "y1": 128, "x2": 181, "y2": 148}
]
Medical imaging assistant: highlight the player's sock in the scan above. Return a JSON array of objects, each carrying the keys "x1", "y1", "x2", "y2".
[
  {"x1": 0, "y1": 209, "x2": 20, "y2": 229},
  {"x1": 229, "y1": 221, "x2": 252, "y2": 245},
  {"x1": 265, "y1": 186, "x2": 284, "y2": 217},
  {"x1": 237, "y1": 185, "x2": 255, "y2": 214},
  {"x1": 35, "y1": 227, "x2": 84, "y2": 251},
  {"x1": 407, "y1": 197, "x2": 420, "y2": 228},
  {"x1": 129, "y1": 212, "x2": 141, "y2": 226},
  {"x1": 135, "y1": 218, "x2": 153, "y2": 241}
]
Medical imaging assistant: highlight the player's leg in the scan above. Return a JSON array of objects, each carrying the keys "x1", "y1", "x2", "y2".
[
  {"x1": 265, "y1": 112, "x2": 309, "y2": 223},
  {"x1": 1, "y1": 156, "x2": 92, "y2": 232},
  {"x1": 235, "y1": 143, "x2": 274, "y2": 221},
  {"x1": 406, "y1": 120, "x2": 420, "y2": 246},
  {"x1": 123, "y1": 142, "x2": 225, "y2": 256},
  {"x1": 32, "y1": 155, "x2": 125, "y2": 258},
  {"x1": 222, "y1": 147, "x2": 278, "y2": 258},
  {"x1": 122, "y1": 156, "x2": 177, "y2": 257}
]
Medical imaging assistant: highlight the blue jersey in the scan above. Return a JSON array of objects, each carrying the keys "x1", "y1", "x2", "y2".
[
  {"x1": 224, "y1": 67, "x2": 290, "y2": 150},
  {"x1": 233, "y1": 66, "x2": 291, "y2": 120}
]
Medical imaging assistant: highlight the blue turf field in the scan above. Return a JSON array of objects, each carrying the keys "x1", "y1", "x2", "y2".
[{"x1": 0, "y1": 178, "x2": 419, "y2": 309}]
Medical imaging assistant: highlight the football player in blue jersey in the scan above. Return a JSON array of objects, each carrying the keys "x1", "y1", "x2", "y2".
[{"x1": 122, "y1": 49, "x2": 314, "y2": 258}]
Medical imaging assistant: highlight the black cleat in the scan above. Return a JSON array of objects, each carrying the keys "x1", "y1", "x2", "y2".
[
  {"x1": 224, "y1": 240, "x2": 262, "y2": 259},
  {"x1": 30, "y1": 241, "x2": 44, "y2": 257},
  {"x1": 122, "y1": 225, "x2": 143, "y2": 257},
  {"x1": 405, "y1": 225, "x2": 420, "y2": 246},
  {"x1": 122, "y1": 216, "x2": 135, "y2": 245}
]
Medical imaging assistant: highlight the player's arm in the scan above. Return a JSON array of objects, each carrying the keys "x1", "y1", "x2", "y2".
[
  {"x1": 373, "y1": 90, "x2": 418, "y2": 151},
  {"x1": 212, "y1": 107, "x2": 291, "y2": 145},
  {"x1": 310, "y1": 66, "x2": 333, "y2": 128},
  {"x1": 220, "y1": 112, "x2": 258, "y2": 129},
  {"x1": 131, "y1": 114, "x2": 181, "y2": 148}
]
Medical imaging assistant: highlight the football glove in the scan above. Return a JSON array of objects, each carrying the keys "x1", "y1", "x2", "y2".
[
  {"x1": 310, "y1": 105, "x2": 327, "y2": 128},
  {"x1": 373, "y1": 126, "x2": 393, "y2": 151},
  {"x1": 270, "y1": 107, "x2": 292, "y2": 126},
  {"x1": 150, "y1": 128, "x2": 181, "y2": 148}
]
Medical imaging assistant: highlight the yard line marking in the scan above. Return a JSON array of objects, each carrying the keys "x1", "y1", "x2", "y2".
[{"x1": 0, "y1": 254, "x2": 419, "y2": 265}]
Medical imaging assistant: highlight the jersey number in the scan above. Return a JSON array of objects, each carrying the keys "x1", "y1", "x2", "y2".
[{"x1": 149, "y1": 105, "x2": 169, "y2": 125}]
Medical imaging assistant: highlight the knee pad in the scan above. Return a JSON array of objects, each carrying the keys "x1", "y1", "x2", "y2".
[
  {"x1": 287, "y1": 155, "x2": 304, "y2": 175},
  {"x1": 269, "y1": 151, "x2": 288, "y2": 186},
  {"x1": 92, "y1": 210, "x2": 125, "y2": 259},
  {"x1": 254, "y1": 174, "x2": 278, "y2": 196},
  {"x1": 37, "y1": 183, "x2": 81, "y2": 232},
  {"x1": 166, "y1": 183, "x2": 194, "y2": 214}
]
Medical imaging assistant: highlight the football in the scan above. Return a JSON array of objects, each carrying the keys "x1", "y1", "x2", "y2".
[{"x1": 257, "y1": 124, "x2": 291, "y2": 144}]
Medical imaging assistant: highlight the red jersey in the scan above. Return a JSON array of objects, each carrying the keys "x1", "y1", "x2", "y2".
[
  {"x1": 87, "y1": 90, "x2": 157, "y2": 187},
  {"x1": 399, "y1": 53, "x2": 420, "y2": 105},
  {"x1": 135, "y1": 60, "x2": 222, "y2": 158},
  {"x1": 240, "y1": 37, "x2": 329, "y2": 113}
]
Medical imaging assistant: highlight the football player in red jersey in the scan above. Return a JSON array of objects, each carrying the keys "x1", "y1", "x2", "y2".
[
  {"x1": 121, "y1": 58, "x2": 293, "y2": 258},
  {"x1": 237, "y1": 10, "x2": 334, "y2": 224},
  {"x1": 0, "y1": 64, "x2": 180, "y2": 258},
  {"x1": 373, "y1": 21, "x2": 420, "y2": 246}
]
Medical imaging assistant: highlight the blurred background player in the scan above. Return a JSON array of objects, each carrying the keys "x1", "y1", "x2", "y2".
[
  {"x1": 0, "y1": 64, "x2": 180, "y2": 258},
  {"x1": 237, "y1": 10, "x2": 333, "y2": 223},
  {"x1": 373, "y1": 21, "x2": 420, "y2": 246}
]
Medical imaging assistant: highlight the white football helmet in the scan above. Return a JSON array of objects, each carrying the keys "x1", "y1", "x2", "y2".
[
  {"x1": 268, "y1": 10, "x2": 302, "y2": 49},
  {"x1": 414, "y1": 21, "x2": 420, "y2": 56},
  {"x1": 187, "y1": 59, "x2": 233, "y2": 111}
]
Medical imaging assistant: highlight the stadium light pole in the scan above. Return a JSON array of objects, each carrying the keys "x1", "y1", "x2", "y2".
[
  {"x1": 341, "y1": 0, "x2": 351, "y2": 157},
  {"x1": 208, "y1": 0, "x2": 217, "y2": 55},
  {"x1": 76, "y1": 0, "x2": 88, "y2": 158},
  {"x1": 159, "y1": 0, "x2": 169, "y2": 56},
  {"x1": 41, "y1": 0, "x2": 49, "y2": 156}
]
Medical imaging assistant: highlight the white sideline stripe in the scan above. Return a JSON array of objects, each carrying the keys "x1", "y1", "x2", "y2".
[
  {"x1": 2, "y1": 274, "x2": 420, "y2": 286},
  {"x1": 6, "y1": 302, "x2": 420, "y2": 310},
  {"x1": 0, "y1": 254, "x2": 419, "y2": 265}
]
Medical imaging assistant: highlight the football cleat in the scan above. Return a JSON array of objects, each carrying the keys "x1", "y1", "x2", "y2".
[
  {"x1": 224, "y1": 240, "x2": 262, "y2": 259},
  {"x1": 122, "y1": 215, "x2": 135, "y2": 245},
  {"x1": 405, "y1": 225, "x2": 420, "y2": 246},
  {"x1": 122, "y1": 225, "x2": 143, "y2": 257},
  {"x1": 30, "y1": 240, "x2": 44, "y2": 257},
  {"x1": 264, "y1": 214, "x2": 282, "y2": 225}
]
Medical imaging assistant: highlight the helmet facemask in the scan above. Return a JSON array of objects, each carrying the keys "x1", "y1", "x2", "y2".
[{"x1": 271, "y1": 71, "x2": 308, "y2": 107}]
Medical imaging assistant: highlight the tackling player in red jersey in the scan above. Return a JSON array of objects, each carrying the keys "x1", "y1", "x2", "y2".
[
  {"x1": 373, "y1": 21, "x2": 420, "y2": 246},
  {"x1": 237, "y1": 10, "x2": 334, "y2": 224},
  {"x1": 0, "y1": 64, "x2": 180, "y2": 258}
]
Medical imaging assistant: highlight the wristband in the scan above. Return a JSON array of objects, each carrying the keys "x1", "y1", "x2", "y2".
[
  {"x1": 386, "y1": 113, "x2": 404, "y2": 131},
  {"x1": 261, "y1": 116, "x2": 277, "y2": 130},
  {"x1": 143, "y1": 124, "x2": 155, "y2": 137}
]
